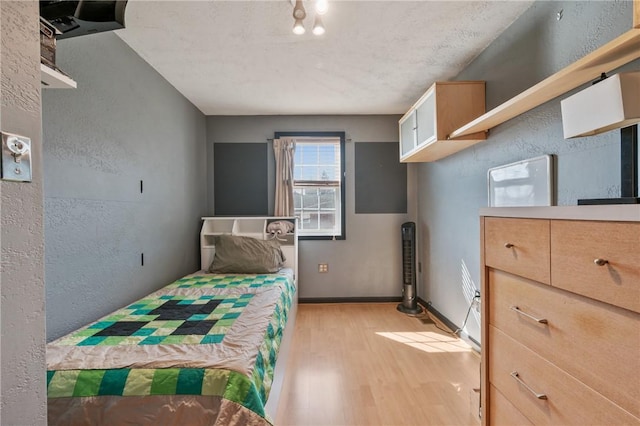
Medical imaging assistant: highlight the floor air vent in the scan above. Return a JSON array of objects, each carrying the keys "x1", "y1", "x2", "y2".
[{"x1": 397, "y1": 222, "x2": 423, "y2": 315}]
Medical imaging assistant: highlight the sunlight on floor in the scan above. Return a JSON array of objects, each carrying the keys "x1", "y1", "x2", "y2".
[{"x1": 375, "y1": 331, "x2": 473, "y2": 353}]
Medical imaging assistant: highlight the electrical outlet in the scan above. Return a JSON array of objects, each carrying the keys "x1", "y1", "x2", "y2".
[{"x1": 318, "y1": 263, "x2": 328, "y2": 273}]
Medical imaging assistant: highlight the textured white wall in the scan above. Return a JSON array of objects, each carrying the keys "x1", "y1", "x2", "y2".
[
  {"x1": 417, "y1": 0, "x2": 639, "y2": 344},
  {"x1": 0, "y1": 1, "x2": 47, "y2": 424}
]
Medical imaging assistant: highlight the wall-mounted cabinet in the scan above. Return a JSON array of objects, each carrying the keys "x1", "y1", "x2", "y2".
[{"x1": 399, "y1": 81, "x2": 486, "y2": 163}]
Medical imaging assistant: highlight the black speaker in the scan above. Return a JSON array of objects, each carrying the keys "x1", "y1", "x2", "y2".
[
  {"x1": 397, "y1": 222, "x2": 422, "y2": 314},
  {"x1": 40, "y1": 1, "x2": 128, "y2": 39}
]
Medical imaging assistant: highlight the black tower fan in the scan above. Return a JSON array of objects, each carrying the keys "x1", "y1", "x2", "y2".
[{"x1": 397, "y1": 222, "x2": 423, "y2": 315}]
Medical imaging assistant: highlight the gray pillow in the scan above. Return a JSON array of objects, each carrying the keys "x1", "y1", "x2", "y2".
[{"x1": 209, "y1": 234, "x2": 285, "y2": 274}]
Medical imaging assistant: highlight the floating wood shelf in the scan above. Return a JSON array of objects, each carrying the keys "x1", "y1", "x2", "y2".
[
  {"x1": 40, "y1": 63, "x2": 77, "y2": 89},
  {"x1": 449, "y1": 28, "x2": 640, "y2": 141}
]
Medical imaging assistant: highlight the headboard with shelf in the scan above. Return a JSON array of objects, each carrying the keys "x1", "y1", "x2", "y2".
[{"x1": 200, "y1": 216, "x2": 298, "y2": 280}]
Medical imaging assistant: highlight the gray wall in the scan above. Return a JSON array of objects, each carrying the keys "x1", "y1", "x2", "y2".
[
  {"x1": 417, "y1": 0, "x2": 638, "y2": 344},
  {"x1": 0, "y1": 2, "x2": 47, "y2": 424},
  {"x1": 207, "y1": 116, "x2": 417, "y2": 299},
  {"x1": 43, "y1": 32, "x2": 207, "y2": 341}
]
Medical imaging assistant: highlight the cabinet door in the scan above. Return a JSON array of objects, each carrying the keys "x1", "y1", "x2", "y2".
[
  {"x1": 399, "y1": 111, "x2": 417, "y2": 157},
  {"x1": 415, "y1": 90, "x2": 436, "y2": 146},
  {"x1": 484, "y1": 217, "x2": 550, "y2": 284},
  {"x1": 550, "y1": 220, "x2": 640, "y2": 313},
  {"x1": 489, "y1": 326, "x2": 637, "y2": 426},
  {"x1": 488, "y1": 268, "x2": 640, "y2": 418}
]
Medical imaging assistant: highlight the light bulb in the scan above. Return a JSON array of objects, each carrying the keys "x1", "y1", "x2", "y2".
[
  {"x1": 312, "y1": 15, "x2": 325, "y2": 35},
  {"x1": 315, "y1": 0, "x2": 328, "y2": 15},
  {"x1": 293, "y1": 18, "x2": 305, "y2": 35}
]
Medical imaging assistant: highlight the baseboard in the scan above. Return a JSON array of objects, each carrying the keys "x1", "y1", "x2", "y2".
[
  {"x1": 417, "y1": 297, "x2": 457, "y2": 330},
  {"x1": 458, "y1": 331, "x2": 481, "y2": 351},
  {"x1": 417, "y1": 297, "x2": 481, "y2": 349},
  {"x1": 299, "y1": 296, "x2": 402, "y2": 304}
]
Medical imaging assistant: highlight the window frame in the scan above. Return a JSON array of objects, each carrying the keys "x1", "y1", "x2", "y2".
[{"x1": 274, "y1": 131, "x2": 346, "y2": 241}]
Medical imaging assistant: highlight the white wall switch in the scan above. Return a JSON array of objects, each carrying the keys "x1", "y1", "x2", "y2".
[{"x1": 1, "y1": 132, "x2": 32, "y2": 182}]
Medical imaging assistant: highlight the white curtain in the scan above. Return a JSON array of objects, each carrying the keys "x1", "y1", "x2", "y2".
[{"x1": 273, "y1": 137, "x2": 296, "y2": 216}]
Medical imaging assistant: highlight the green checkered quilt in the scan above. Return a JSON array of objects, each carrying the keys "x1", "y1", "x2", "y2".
[
  {"x1": 166, "y1": 273, "x2": 292, "y2": 291},
  {"x1": 47, "y1": 368, "x2": 266, "y2": 417},
  {"x1": 47, "y1": 273, "x2": 295, "y2": 424},
  {"x1": 53, "y1": 293, "x2": 256, "y2": 347}
]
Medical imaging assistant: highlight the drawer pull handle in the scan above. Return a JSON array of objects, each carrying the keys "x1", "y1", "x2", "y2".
[
  {"x1": 504, "y1": 243, "x2": 514, "y2": 248},
  {"x1": 594, "y1": 258, "x2": 609, "y2": 266},
  {"x1": 510, "y1": 306, "x2": 548, "y2": 324},
  {"x1": 510, "y1": 371, "x2": 548, "y2": 400}
]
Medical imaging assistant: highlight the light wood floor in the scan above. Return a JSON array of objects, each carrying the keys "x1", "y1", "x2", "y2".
[{"x1": 275, "y1": 303, "x2": 481, "y2": 426}]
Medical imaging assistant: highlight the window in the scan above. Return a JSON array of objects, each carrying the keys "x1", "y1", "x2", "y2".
[{"x1": 274, "y1": 132, "x2": 345, "y2": 240}]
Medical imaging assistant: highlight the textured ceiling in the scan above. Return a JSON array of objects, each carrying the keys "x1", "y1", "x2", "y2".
[{"x1": 116, "y1": 1, "x2": 533, "y2": 115}]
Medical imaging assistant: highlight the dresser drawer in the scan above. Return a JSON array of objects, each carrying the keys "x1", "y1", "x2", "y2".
[
  {"x1": 551, "y1": 220, "x2": 640, "y2": 314},
  {"x1": 488, "y1": 269, "x2": 640, "y2": 418},
  {"x1": 489, "y1": 385, "x2": 533, "y2": 426},
  {"x1": 489, "y1": 326, "x2": 638, "y2": 425},
  {"x1": 484, "y1": 218, "x2": 550, "y2": 284}
]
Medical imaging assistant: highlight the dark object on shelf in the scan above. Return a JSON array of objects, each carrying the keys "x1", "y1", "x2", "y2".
[
  {"x1": 397, "y1": 222, "x2": 423, "y2": 315},
  {"x1": 40, "y1": 17, "x2": 58, "y2": 68},
  {"x1": 40, "y1": 1, "x2": 128, "y2": 40},
  {"x1": 578, "y1": 125, "x2": 640, "y2": 205}
]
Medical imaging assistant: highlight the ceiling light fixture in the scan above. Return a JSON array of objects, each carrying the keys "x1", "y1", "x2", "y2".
[
  {"x1": 292, "y1": 0, "x2": 306, "y2": 34},
  {"x1": 293, "y1": 18, "x2": 305, "y2": 35},
  {"x1": 292, "y1": 0, "x2": 328, "y2": 36},
  {"x1": 312, "y1": 15, "x2": 325, "y2": 36}
]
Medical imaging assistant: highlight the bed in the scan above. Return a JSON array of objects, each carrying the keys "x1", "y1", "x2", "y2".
[{"x1": 47, "y1": 217, "x2": 298, "y2": 425}]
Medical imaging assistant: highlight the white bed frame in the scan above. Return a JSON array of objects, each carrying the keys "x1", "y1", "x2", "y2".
[
  {"x1": 200, "y1": 216, "x2": 298, "y2": 279},
  {"x1": 200, "y1": 216, "x2": 298, "y2": 421}
]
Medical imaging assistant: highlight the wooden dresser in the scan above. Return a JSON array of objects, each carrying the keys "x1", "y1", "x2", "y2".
[{"x1": 480, "y1": 206, "x2": 640, "y2": 425}]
